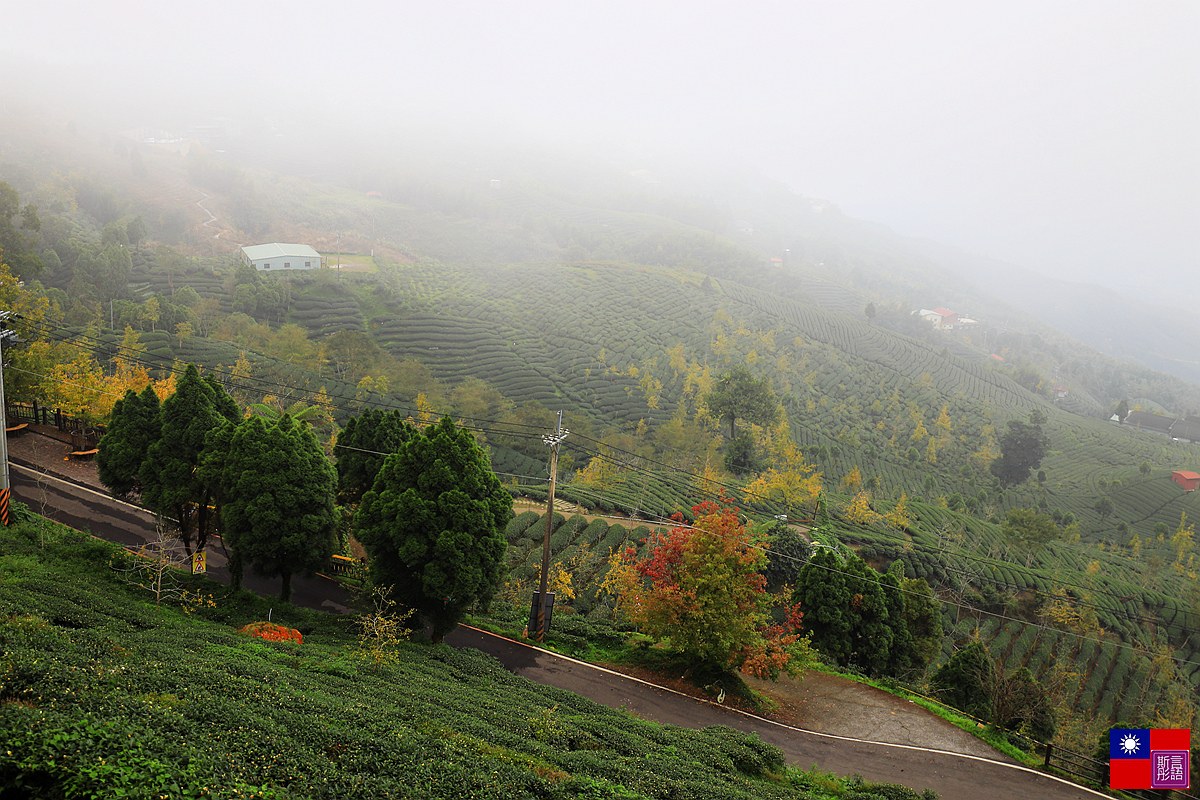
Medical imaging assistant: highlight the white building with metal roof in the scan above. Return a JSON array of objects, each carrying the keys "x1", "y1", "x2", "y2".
[{"x1": 240, "y1": 243, "x2": 322, "y2": 272}]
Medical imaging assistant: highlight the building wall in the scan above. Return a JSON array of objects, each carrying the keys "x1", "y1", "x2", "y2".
[
  {"x1": 244, "y1": 254, "x2": 319, "y2": 271},
  {"x1": 1171, "y1": 472, "x2": 1199, "y2": 491}
]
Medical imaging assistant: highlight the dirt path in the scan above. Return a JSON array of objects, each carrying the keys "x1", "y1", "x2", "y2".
[{"x1": 744, "y1": 671, "x2": 1005, "y2": 760}]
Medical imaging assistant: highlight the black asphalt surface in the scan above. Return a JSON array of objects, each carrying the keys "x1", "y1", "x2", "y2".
[{"x1": 9, "y1": 459, "x2": 1110, "y2": 800}]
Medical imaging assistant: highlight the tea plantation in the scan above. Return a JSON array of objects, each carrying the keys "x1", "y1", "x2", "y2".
[{"x1": 0, "y1": 511, "x2": 935, "y2": 800}]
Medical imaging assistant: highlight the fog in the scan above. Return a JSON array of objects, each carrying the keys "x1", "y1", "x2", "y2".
[{"x1": 4, "y1": 1, "x2": 1197, "y2": 307}]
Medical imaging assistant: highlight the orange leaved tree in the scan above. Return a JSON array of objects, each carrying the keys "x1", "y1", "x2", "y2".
[{"x1": 609, "y1": 499, "x2": 807, "y2": 680}]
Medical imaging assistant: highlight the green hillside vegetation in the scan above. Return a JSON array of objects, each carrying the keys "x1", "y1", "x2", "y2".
[
  {"x1": 1, "y1": 109, "x2": 1198, "y2": 755},
  {"x1": 0, "y1": 511, "x2": 936, "y2": 800}
]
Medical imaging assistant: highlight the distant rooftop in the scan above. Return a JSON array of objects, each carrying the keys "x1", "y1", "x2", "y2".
[{"x1": 241, "y1": 243, "x2": 321, "y2": 261}]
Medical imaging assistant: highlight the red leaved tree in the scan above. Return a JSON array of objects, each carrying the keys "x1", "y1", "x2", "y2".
[{"x1": 609, "y1": 498, "x2": 808, "y2": 679}]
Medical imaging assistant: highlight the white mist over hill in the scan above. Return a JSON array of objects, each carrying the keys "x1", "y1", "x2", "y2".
[{"x1": 3, "y1": 1, "x2": 1197, "y2": 308}]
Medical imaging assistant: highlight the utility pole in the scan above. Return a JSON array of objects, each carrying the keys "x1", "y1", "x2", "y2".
[
  {"x1": 0, "y1": 311, "x2": 19, "y2": 520},
  {"x1": 532, "y1": 411, "x2": 568, "y2": 641}
]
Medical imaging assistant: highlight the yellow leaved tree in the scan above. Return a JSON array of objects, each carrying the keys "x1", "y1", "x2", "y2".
[
  {"x1": 842, "y1": 490, "x2": 877, "y2": 525},
  {"x1": 741, "y1": 436, "x2": 823, "y2": 513},
  {"x1": 885, "y1": 493, "x2": 912, "y2": 530}
]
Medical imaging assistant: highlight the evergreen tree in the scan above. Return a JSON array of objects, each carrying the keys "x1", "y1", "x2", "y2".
[
  {"x1": 793, "y1": 549, "x2": 854, "y2": 665},
  {"x1": 931, "y1": 640, "x2": 995, "y2": 719},
  {"x1": 703, "y1": 364, "x2": 780, "y2": 440},
  {"x1": 217, "y1": 415, "x2": 338, "y2": 602},
  {"x1": 724, "y1": 431, "x2": 763, "y2": 475},
  {"x1": 881, "y1": 564, "x2": 918, "y2": 676},
  {"x1": 841, "y1": 554, "x2": 893, "y2": 676},
  {"x1": 899, "y1": 575, "x2": 943, "y2": 669},
  {"x1": 795, "y1": 550, "x2": 915, "y2": 676},
  {"x1": 140, "y1": 364, "x2": 238, "y2": 556},
  {"x1": 761, "y1": 521, "x2": 810, "y2": 593},
  {"x1": 97, "y1": 385, "x2": 161, "y2": 500},
  {"x1": 205, "y1": 374, "x2": 240, "y2": 422},
  {"x1": 334, "y1": 408, "x2": 414, "y2": 504},
  {"x1": 989, "y1": 411, "x2": 1049, "y2": 487},
  {"x1": 355, "y1": 417, "x2": 511, "y2": 641}
]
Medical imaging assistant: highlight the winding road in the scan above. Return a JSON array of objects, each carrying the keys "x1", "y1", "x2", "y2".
[{"x1": 9, "y1": 457, "x2": 1110, "y2": 800}]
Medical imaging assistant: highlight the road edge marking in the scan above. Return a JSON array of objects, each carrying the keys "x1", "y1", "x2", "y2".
[
  {"x1": 11, "y1": 462, "x2": 151, "y2": 512},
  {"x1": 460, "y1": 624, "x2": 1111, "y2": 798}
]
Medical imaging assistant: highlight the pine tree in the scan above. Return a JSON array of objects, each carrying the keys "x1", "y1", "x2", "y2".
[
  {"x1": 217, "y1": 415, "x2": 338, "y2": 602},
  {"x1": 97, "y1": 385, "x2": 161, "y2": 500},
  {"x1": 355, "y1": 417, "x2": 511, "y2": 641}
]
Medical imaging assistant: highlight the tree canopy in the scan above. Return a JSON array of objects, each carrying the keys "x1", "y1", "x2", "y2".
[
  {"x1": 989, "y1": 411, "x2": 1050, "y2": 488},
  {"x1": 355, "y1": 417, "x2": 511, "y2": 641},
  {"x1": 212, "y1": 415, "x2": 338, "y2": 602},
  {"x1": 793, "y1": 549, "x2": 920, "y2": 677},
  {"x1": 334, "y1": 408, "x2": 414, "y2": 504},
  {"x1": 702, "y1": 365, "x2": 780, "y2": 441},
  {"x1": 97, "y1": 385, "x2": 161, "y2": 500},
  {"x1": 0, "y1": 181, "x2": 43, "y2": 279},
  {"x1": 610, "y1": 500, "x2": 806, "y2": 680},
  {"x1": 1002, "y1": 507, "x2": 1059, "y2": 564},
  {"x1": 760, "y1": 520, "x2": 810, "y2": 594},
  {"x1": 140, "y1": 363, "x2": 239, "y2": 555},
  {"x1": 931, "y1": 640, "x2": 995, "y2": 719}
]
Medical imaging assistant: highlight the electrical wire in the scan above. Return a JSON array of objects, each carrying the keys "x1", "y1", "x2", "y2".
[{"x1": 14, "y1": 315, "x2": 1200, "y2": 664}]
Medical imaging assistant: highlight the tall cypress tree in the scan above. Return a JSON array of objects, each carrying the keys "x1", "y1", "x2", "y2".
[
  {"x1": 842, "y1": 554, "x2": 893, "y2": 676},
  {"x1": 881, "y1": 563, "x2": 918, "y2": 676},
  {"x1": 97, "y1": 384, "x2": 161, "y2": 500},
  {"x1": 795, "y1": 550, "x2": 907, "y2": 677},
  {"x1": 218, "y1": 415, "x2": 338, "y2": 602},
  {"x1": 793, "y1": 549, "x2": 854, "y2": 665},
  {"x1": 334, "y1": 408, "x2": 414, "y2": 505},
  {"x1": 140, "y1": 364, "x2": 238, "y2": 556},
  {"x1": 356, "y1": 416, "x2": 511, "y2": 641}
]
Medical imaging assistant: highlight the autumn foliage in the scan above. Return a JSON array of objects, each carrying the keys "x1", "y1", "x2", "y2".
[
  {"x1": 238, "y1": 621, "x2": 303, "y2": 644},
  {"x1": 609, "y1": 499, "x2": 805, "y2": 679}
]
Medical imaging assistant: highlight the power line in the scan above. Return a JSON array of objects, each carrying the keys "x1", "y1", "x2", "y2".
[
  {"x1": 17, "y1": 316, "x2": 552, "y2": 444},
  {"x1": 21, "y1": 327, "x2": 1192, "y2": 637},
  {"x1": 16, "y1": 316, "x2": 1199, "y2": 657}
]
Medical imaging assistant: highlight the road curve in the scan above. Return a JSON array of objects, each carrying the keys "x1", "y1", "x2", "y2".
[{"x1": 11, "y1": 461, "x2": 1107, "y2": 800}]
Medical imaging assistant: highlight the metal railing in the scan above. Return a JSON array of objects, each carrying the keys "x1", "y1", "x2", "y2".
[
  {"x1": 1043, "y1": 743, "x2": 1199, "y2": 800},
  {"x1": 5, "y1": 401, "x2": 104, "y2": 447}
]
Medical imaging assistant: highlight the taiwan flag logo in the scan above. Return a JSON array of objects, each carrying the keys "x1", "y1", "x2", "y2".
[{"x1": 1109, "y1": 728, "x2": 1191, "y2": 790}]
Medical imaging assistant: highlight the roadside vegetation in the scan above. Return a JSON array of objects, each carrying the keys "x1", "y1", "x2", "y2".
[{"x1": 0, "y1": 510, "x2": 938, "y2": 800}]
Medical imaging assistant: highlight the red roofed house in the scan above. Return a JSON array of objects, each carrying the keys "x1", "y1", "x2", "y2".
[
  {"x1": 919, "y1": 307, "x2": 961, "y2": 329},
  {"x1": 1171, "y1": 471, "x2": 1200, "y2": 492}
]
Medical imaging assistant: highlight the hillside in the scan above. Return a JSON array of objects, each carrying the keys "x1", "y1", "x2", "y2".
[
  {"x1": 1, "y1": 102, "x2": 1198, "y2": 753},
  {"x1": 0, "y1": 512, "x2": 936, "y2": 800}
]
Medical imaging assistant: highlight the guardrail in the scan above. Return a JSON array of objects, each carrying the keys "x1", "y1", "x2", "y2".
[
  {"x1": 1042, "y1": 743, "x2": 1199, "y2": 800},
  {"x1": 328, "y1": 554, "x2": 365, "y2": 576},
  {"x1": 5, "y1": 401, "x2": 104, "y2": 447}
]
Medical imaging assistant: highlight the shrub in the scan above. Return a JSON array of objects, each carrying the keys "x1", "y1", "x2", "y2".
[{"x1": 237, "y1": 621, "x2": 303, "y2": 644}]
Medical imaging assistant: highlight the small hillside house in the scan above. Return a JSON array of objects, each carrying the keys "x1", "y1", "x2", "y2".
[
  {"x1": 919, "y1": 307, "x2": 960, "y2": 329},
  {"x1": 240, "y1": 243, "x2": 321, "y2": 272},
  {"x1": 1172, "y1": 471, "x2": 1200, "y2": 492}
]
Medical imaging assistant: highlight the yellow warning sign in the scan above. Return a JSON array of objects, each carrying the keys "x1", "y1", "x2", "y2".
[{"x1": 192, "y1": 550, "x2": 206, "y2": 574}]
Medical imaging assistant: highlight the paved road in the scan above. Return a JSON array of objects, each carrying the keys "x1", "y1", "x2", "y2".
[
  {"x1": 10, "y1": 461, "x2": 1109, "y2": 800},
  {"x1": 9, "y1": 462, "x2": 353, "y2": 614}
]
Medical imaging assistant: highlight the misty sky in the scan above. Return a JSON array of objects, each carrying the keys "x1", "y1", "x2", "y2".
[{"x1": 5, "y1": 1, "x2": 1198, "y2": 307}]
